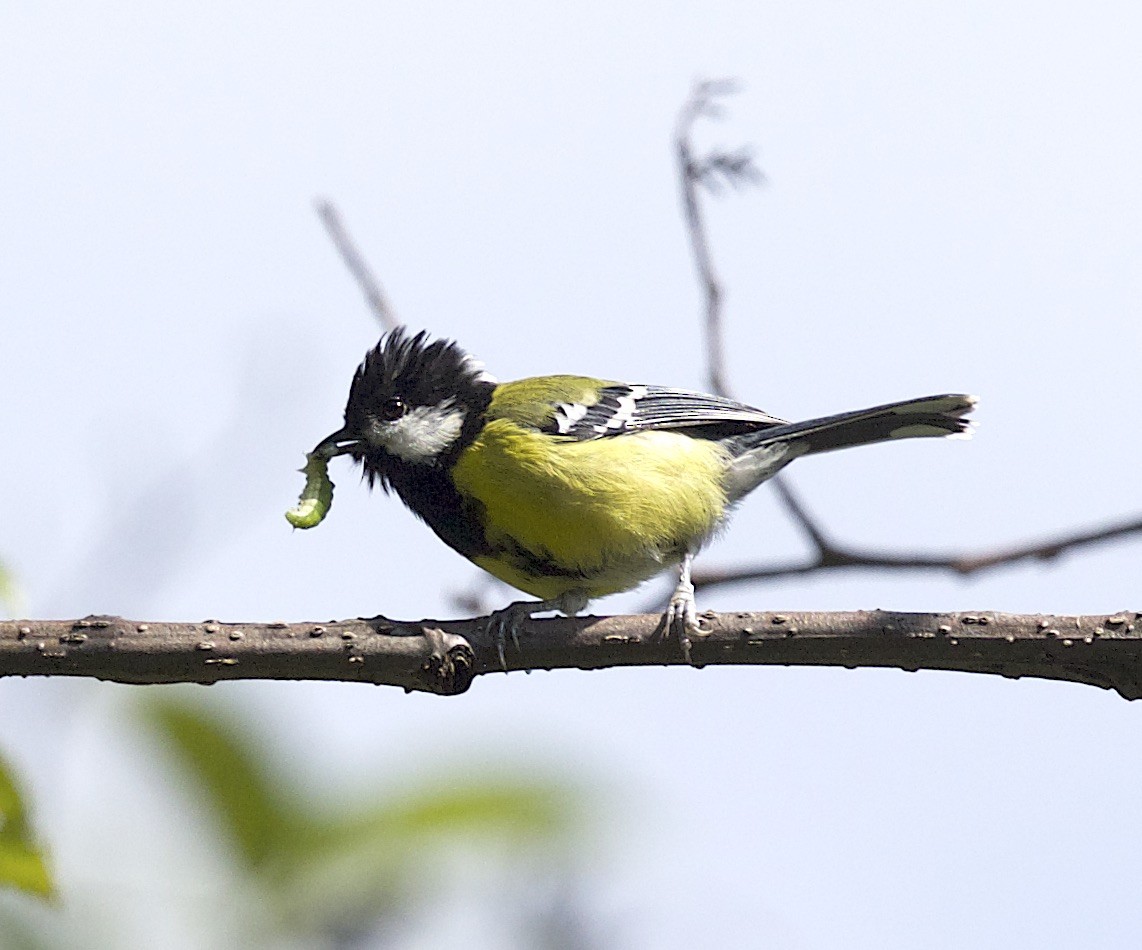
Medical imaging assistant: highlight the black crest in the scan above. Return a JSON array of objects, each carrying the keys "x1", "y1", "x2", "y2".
[{"x1": 343, "y1": 328, "x2": 495, "y2": 432}]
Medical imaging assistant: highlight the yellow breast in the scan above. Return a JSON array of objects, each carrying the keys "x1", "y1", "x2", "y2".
[{"x1": 450, "y1": 419, "x2": 730, "y2": 600}]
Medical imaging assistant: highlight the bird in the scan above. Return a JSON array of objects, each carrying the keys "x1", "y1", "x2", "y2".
[{"x1": 303, "y1": 327, "x2": 975, "y2": 663}]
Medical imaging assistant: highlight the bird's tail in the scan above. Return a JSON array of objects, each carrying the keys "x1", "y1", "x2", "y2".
[
  {"x1": 721, "y1": 394, "x2": 976, "y2": 502},
  {"x1": 747, "y1": 393, "x2": 977, "y2": 456}
]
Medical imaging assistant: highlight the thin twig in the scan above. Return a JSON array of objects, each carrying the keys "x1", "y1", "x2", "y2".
[
  {"x1": 769, "y1": 477, "x2": 834, "y2": 553},
  {"x1": 693, "y1": 513, "x2": 1142, "y2": 590},
  {"x1": 675, "y1": 80, "x2": 748, "y2": 399},
  {"x1": 315, "y1": 199, "x2": 400, "y2": 331}
]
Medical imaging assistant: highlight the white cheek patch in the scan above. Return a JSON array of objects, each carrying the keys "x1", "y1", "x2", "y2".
[{"x1": 369, "y1": 404, "x2": 467, "y2": 461}]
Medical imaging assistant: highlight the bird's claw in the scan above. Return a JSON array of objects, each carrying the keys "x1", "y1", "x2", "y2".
[
  {"x1": 668, "y1": 586, "x2": 699, "y2": 664},
  {"x1": 484, "y1": 592, "x2": 587, "y2": 671},
  {"x1": 485, "y1": 603, "x2": 529, "y2": 671}
]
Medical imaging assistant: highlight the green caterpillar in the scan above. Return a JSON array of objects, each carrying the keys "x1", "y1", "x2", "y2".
[{"x1": 285, "y1": 451, "x2": 335, "y2": 529}]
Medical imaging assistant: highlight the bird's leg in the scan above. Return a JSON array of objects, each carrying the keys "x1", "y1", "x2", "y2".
[
  {"x1": 667, "y1": 552, "x2": 700, "y2": 664},
  {"x1": 485, "y1": 591, "x2": 588, "y2": 670}
]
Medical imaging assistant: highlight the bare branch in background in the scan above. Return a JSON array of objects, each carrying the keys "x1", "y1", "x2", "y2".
[
  {"x1": 694, "y1": 509, "x2": 1142, "y2": 590},
  {"x1": 675, "y1": 79, "x2": 762, "y2": 399},
  {"x1": 675, "y1": 78, "x2": 1142, "y2": 587},
  {"x1": 315, "y1": 199, "x2": 400, "y2": 331}
]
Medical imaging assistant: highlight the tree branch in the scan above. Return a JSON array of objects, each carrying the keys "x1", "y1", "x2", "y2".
[
  {"x1": 675, "y1": 79, "x2": 762, "y2": 400},
  {"x1": 4, "y1": 611, "x2": 1142, "y2": 699},
  {"x1": 315, "y1": 199, "x2": 400, "y2": 331},
  {"x1": 693, "y1": 507, "x2": 1142, "y2": 590}
]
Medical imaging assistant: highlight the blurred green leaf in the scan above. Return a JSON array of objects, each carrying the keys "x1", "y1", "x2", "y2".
[
  {"x1": 140, "y1": 695, "x2": 299, "y2": 871},
  {"x1": 313, "y1": 777, "x2": 575, "y2": 854},
  {"x1": 279, "y1": 776, "x2": 579, "y2": 932},
  {"x1": 139, "y1": 696, "x2": 585, "y2": 940},
  {"x1": 0, "y1": 753, "x2": 53, "y2": 899}
]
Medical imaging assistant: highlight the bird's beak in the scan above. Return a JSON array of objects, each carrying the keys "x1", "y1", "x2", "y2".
[{"x1": 312, "y1": 426, "x2": 359, "y2": 460}]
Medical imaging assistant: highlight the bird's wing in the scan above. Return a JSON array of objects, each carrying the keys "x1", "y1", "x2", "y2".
[{"x1": 540, "y1": 384, "x2": 788, "y2": 441}]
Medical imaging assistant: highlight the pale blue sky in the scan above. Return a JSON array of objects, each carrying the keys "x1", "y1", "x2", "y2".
[{"x1": 3, "y1": 2, "x2": 1142, "y2": 947}]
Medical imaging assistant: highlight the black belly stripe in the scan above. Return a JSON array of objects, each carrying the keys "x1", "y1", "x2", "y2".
[{"x1": 497, "y1": 538, "x2": 597, "y2": 580}]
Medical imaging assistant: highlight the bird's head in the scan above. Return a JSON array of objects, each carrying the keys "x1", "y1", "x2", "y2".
[{"x1": 312, "y1": 328, "x2": 496, "y2": 488}]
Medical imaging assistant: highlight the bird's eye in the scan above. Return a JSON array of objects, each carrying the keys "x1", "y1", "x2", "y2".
[{"x1": 380, "y1": 396, "x2": 407, "y2": 421}]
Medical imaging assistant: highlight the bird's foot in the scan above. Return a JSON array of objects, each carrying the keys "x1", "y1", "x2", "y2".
[
  {"x1": 667, "y1": 554, "x2": 701, "y2": 665},
  {"x1": 667, "y1": 585, "x2": 700, "y2": 665},
  {"x1": 484, "y1": 591, "x2": 588, "y2": 671},
  {"x1": 484, "y1": 601, "x2": 533, "y2": 670}
]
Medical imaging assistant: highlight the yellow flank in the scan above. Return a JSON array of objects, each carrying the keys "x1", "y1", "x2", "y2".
[{"x1": 451, "y1": 417, "x2": 730, "y2": 601}]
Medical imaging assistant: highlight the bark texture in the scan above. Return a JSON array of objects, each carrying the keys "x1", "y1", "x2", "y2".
[{"x1": 3, "y1": 610, "x2": 1141, "y2": 698}]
